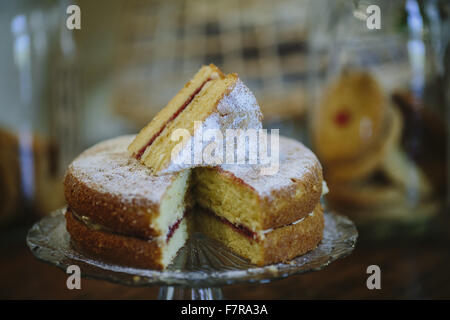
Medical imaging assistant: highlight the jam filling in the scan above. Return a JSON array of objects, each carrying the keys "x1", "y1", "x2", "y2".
[
  {"x1": 202, "y1": 208, "x2": 312, "y2": 241},
  {"x1": 135, "y1": 77, "x2": 212, "y2": 160},
  {"x1": 203, "y1": 208, "x2": 258, "y2": 240},
  {"x1": 334, "y1": 109, "x2": 352, "y2": 127},
  {"x1": 70, "y1": 206, "x2": 186, "y2": 244},
  {"x1": 166, "y1": 215, "x2": 185, "y2": 243}
]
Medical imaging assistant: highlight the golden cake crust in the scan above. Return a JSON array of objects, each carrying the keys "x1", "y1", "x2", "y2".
[
  {"x1": 65, "y1": 208, "x2": 165, "y2": 270},
  {"x1": 64, "y1": 171, "x2": 160, "y2": 239}
]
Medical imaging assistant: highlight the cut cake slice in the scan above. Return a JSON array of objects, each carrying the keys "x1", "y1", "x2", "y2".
[{"x1": 128, "y1": 64, "x2": 263, "y2": 175}]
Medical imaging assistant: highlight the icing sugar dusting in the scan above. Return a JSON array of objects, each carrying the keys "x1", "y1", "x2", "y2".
[
  {"x1": 221, "y1": 136, "x2": 321, "y2": 198},
  {"x1": 160, "y1": 78, "x2": 263, "y2": 174},
  {"x1": 68, "y1": 135, "x2": 175, "y2": 203},
  {"x1": 216, "y1": 78, "x2": 263, "y2": 130}
]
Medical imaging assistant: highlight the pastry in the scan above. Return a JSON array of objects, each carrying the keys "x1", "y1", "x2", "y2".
[
  {"x1": 325, "y1": 104, "x2": 402, "y2": 182},
  {"x1": 312, "y1": 70, "x2": 387, "y2": 164}
]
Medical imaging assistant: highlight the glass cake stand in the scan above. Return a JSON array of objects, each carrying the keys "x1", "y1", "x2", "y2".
[{"x1": 26, "y1": 208, "x2": 357, "y2": 300}]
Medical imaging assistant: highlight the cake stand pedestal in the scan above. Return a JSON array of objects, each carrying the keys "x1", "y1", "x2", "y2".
[{"x1": 27, "y1": 208, "x2": 357, "y2": 300}]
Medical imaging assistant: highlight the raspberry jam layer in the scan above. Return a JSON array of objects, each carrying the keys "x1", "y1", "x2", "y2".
[
  {"x1": 166, "y1": 214, "x2": 185, "y2": 243},
  {"x1": 202, "y1": 208, "x2": 313, "y2": 241},
  {"x1": 70, "y1": 207, "x2": 186, "y2": 244},
  {"x1": 135, "y1": 77, "x2": 212, "y2": 160},
  {"x1": 203, "y1": 208, "x2": 258, "y2": 240}
]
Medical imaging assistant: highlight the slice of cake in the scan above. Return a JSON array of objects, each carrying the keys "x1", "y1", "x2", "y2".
[
  {"x1": 192, "y1": 135, "x2": 325, "y2": 265},
  {"x1": 64, "y1": 136, "x2": 191, "y2": 269},
  {"x1": 128, "y1": 64, "x2": 263, "y2": 175}
]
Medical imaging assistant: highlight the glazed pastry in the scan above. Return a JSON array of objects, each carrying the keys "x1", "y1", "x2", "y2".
[
  {"x1": 325, "y1": 104, "x2": 402, "y2": 182},
  {"x1": 312, "y1": 70, "x2": 387, "y2": 164}
]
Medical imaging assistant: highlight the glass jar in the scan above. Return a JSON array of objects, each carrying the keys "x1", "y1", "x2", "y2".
[
  {"x1": 0, "y1": 1, "x2": 82, "y2": 225},
  {"x1": 307, "y1": 0, "x2": 448, "y2": 234}
]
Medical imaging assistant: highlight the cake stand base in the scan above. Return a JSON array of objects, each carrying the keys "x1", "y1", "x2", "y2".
[{"x1": 158, "y1": 286, "x2": 223, "y2": 300}]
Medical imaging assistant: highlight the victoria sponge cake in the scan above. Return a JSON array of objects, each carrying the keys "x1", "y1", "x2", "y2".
[
  {"x1": 64, "y1": 135, "x2": 325, "y2": 269},
  {"x1": 63, "y1": 65, "x2": 326, "y2": 270}
]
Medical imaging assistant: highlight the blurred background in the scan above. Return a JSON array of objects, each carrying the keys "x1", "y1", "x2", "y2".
[{"x1": 0, "y1": 0, "x2": 449, "y2": 299}]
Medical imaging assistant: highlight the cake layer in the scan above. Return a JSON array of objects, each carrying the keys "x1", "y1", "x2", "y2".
[
  {"x1": 193, "y1": 135, "x2": 323, "y2": 231},
  {"x1": 129, "y1": 64, "x2": 224, "y2": 161},
  {"x1": 65, "y1": 208, "x2": 189, "y2": 270},
  {"x1": 194, "y1": 203, "x2": 324, "y2": 266},
  {"x1": 128, "y1": 64, "x2": 263, "y2": 175},
  {"x1": 64, "y1": 136, "x2": 191, "y2": 239}
]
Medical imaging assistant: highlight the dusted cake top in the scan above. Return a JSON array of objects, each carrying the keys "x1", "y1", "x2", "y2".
[
  {"x1": 67, "y1": 135, "x2": 176, "y2": 204},
  {"x1": 220, "y1": 135, "x2": 323, "y2": 198}
]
